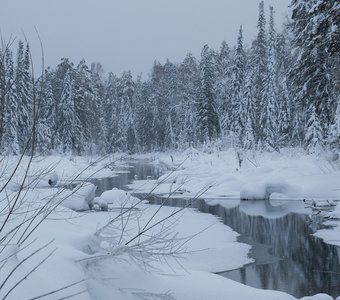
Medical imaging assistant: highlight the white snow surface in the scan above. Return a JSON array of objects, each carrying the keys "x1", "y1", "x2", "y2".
[
  {"x1": 129, "y1": 148, "x2": 340, "y2": 201},
  {"x1": 0, "y1": 152, "x2": 339, "y2": 299},
  {"x1": 129, "y1": 148, "x2": 340, "y2": 266}
]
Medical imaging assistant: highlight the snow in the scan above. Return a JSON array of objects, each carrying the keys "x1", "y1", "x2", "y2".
[
  {"x1": 240, "y1": 180, "x2": 300, "y2": 200},
  {"x1": 0, "y1": 151, "x2": 339, "y2": 299},
  {"x1": 129, "y1": 148, "x2": 340, "y2": 202},
  {"x1": 61, "y1": 182, "x2": 97, "y2": 211}
]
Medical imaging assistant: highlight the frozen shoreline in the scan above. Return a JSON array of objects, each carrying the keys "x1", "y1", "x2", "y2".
[{"x1": 1, "y1": 151, "x2": 339, "y2": 299}]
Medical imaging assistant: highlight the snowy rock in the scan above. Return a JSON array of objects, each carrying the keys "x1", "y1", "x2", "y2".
[
  {"x1": 300, "y1": 293, "x2": 334, "y2": 300},
  {"x1": 94, "y1": 198, "x2": 108, "y2": 211},
  {"x1": 325, "y1": 202, "x2": 340, "y2": 219},
  {"x1": 240, "y1": 180, "x2": 300, "y2": 200},
  {"x1": 47, "y1": 171, "x2": 59, "y2": 186},
  {"x1": 98, "y1": 188, "x2": 136, "y2": 206},
  {"x1": 304, "y1": 199, "x2": 337, "y2": 211},
  {"x1": 62, "y1": 182, "x2": 97, "y2": 211}
]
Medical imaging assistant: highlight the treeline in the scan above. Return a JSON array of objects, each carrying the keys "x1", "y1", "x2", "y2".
[{"x1": 0, "y1": 0, "x2": 339, "y2": 155}]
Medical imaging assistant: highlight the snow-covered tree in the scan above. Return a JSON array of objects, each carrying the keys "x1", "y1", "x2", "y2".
[
  {"x1": 263, "y1": 6, "x2": 279, "y2": 151},
  {"x1": 116, "y1": 71, "x2": 135, "y2": 151},
  {"x1": 16, "y1": 43, "x2": 32, "y2": 152},
  {"x1": 177, "y1": 53, "x2": 199, "y2": 147},
  {"x1": 251, "y1": 1, "x2": 268, "y2": 146},
  {"x1": 215, "y1": 40, "x2": 233, "y2": 135},
  {"x1": 305, "y1": 104, "x2": 323, "y2": 154},
  {"x1": 198, "y1": 44, "x2": 220, "y2": 142},
  {"x1": 1, "y1": 50, "x2": 20, "y2": 154},
  {"x1": 57, "y1": 69, "x2": 77, "y2": 153},
  {"x1": 36, "y1": 71, "x2": 55, "y2": 154},
  {"x1": 276, "y1": 31, "x2": 292, "y2": 147},
  {"x1": 231, "y1": 26, "x2": 247, "y2": 145},
  {"x1": 290, "y1": 0, "x2": 337, "y2": 146}
]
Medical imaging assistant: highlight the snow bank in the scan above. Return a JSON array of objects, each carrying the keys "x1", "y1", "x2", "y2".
[
  {"x1": 301, "y1": 294, "x2": 337, "y2": 300},
  {"x1": 129, "y1": 148, "x2": 340, "y2": 201},
  {"x1": 240, "y1": 180, "x2": 301, "y2": 200},
  {"x1": 1, "y1": 152, "x2": 339, "y2": 299},
  {"x1": 62, "y1": 182, "x2": 97, "y2": 211},
  {"x1": 94, "y1": 187, "x2": 139, "y2": 208}
]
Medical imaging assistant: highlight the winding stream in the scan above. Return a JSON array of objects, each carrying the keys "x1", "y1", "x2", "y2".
[{"x1": 96, "y1": 161, "x2": 340, "y2": 298}]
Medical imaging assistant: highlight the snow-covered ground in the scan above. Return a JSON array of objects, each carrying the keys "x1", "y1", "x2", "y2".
[
  {"x1": 1, "y1": 151, "x2": 339, "y2": 299},
  {"x1": 130, "y1": 148, "x2": 340, "y2": 202}
]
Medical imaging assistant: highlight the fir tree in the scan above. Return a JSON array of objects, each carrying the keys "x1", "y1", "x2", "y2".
[
  {"x1": 231, "y1": 26, "x2": 247, "y2": 145},
  {"x1": 36, "y1": 71, "x2": 55, "y2": 154},
  {"x1": 215, "y1": 41, "x2": 232, "y2": 135},
  {"x1": 16, "y1": 43, "x2": 32, "y2": 152},
  {"x1": 252, "y1": 1, "x2": 268, "y2": 146},
  {"x1": 1, "y1": 50, "x2": 20, "y2": 154},
  {"x1": 58, "y1": 70, "x2": 77, "y2": 154},
  {"x1": 105, "y1": 72, "x2": 119, "y2": 152},
  {"x1": 198, "y1": 44, "x2": 220, "y2": 142},
  {"x1": 264, "y1": 6, "x2": 279, "y2": 151},
  {"x1": 305, "y1": 104, "x2": 323, "y2": 154},
  {"x1": 290, "y1": 0, "x2": 337, "y2": 145},
  {"x1": 276, "y1": 32, "x2": 292, "y2": 147},
  {"x1": 177, "y1": 53, "x2": 199, "y2": 147}
]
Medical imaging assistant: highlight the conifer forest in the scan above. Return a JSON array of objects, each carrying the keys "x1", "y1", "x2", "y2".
[{"x1": 0, "y1": 0, "x2": 339, "y2": 156}]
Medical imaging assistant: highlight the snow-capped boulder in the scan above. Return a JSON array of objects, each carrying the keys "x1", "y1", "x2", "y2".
[
  {"x1": 325, "y1": 202, "x2": 340, "y2": 219},
  {"x1": 47, "y1": 171, "x2": 59, "y2": 186},
  {"x1": 300, "y1": 293, "x2": 334, "y2": 300},
  {"x1": 62, "y1": 182, "x2": 97, "y2": 211},
  {"x1": 97, "y1": 188, "x2": 138, "y2": 207},
  {"x1": 240, "y1": 180, "x2": 300, "y2": 200}
]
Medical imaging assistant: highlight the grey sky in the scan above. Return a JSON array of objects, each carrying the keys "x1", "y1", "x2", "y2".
[{"x1": 1, "y1": 0, "x2": 291, "y2": 77}]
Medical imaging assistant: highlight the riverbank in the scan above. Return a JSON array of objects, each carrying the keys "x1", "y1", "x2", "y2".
[
  {"x1": 0, "y1": 152, "x2": 339, "y2": 299},
  {"x1": 130, "y1": 148, "x2": 340, "y2": 201}
]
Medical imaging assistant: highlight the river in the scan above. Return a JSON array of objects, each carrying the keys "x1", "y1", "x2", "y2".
[{"x1": 94, "y1": 160, "x2": 340, "y2": 298}]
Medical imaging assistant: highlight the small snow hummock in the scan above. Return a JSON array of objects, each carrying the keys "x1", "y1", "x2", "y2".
[
  {"x1": 240, "y1": 180, "x2": 300, "y2": 200},
  {"x1": 95, "y1": 188, "x2": 139, "y2": 208},
  {"x1": 62, "y1": 182, "x2": 97, "y2": 211},
  {"x1": 48, "y1": 171, "x2": 59, "y2": 186}
]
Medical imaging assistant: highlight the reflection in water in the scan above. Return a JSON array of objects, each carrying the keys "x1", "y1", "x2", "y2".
[
  {"x1": 93, "y1": 161, "x2": 161, "y2": 196},
  {"x1": 200, "y1": 201, "x2": 340, "y2": 298},
  {"x1": 93, "y1": 162, "x2": 340, "y2": 298},
  {"x1": 146, "y1": 196, "x2": 340, "y2": 298}
]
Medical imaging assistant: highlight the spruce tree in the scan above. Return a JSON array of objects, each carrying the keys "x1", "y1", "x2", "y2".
[
  {"x1": 305, "y1": 104, "x2": 323, "y2": 154},
  {"x1": 264, "y1": 6, "x2": 279, "y2": 151},
  {"x1": 231, "y1": 26, "x2": 247, "y2": 146},
  {"x1": 36, "y1": 71, "x2": 55, "y2": 154},
  {"x1": 178, "y1": 53, "x2": 200, "y2": 147},
  {"x1": 252, "y1": 1, "x2": 268, "y2": 147},
  {"x1": 198, "y1": 44, "x2": 220, "y2": 142},
  {"x1": 215, "y1": 41, "x2": 232, "y2": 135},
  {"x1": 16, "y1": 43, "x2": 32, "y2": 152},
  {"x1": 105, "y1": 72, "x2": 119, "y2": 152},
  {"x1": 58, "y1": 69, "x2": 77, "y2": 154},
  {"x1": 290, "y1": 0, "x2": 337, "y2": 147},
  {"x1": 1, "y1": 50, "x2": 20, "y2": 154}
]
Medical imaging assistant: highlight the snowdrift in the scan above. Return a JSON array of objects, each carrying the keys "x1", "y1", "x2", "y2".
[{"x1": 240, "y1": 180, "x2": 301, "y2": 200}]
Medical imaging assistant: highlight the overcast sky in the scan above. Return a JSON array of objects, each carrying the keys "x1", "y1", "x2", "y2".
[{"x1": 1, "y1": 0, "x2": 291, "y2": 77}]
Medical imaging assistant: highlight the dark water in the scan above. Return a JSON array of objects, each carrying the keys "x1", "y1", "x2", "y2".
[
  {"x1": 207, "y1": 202, "x2": 340, "y2": 298},
  {"x1": 93, "y1": 162, "x2": 340, "y2": 298},
  {"x1": 92, "y1": 160, "x2": 162, "y2": 196},
  {"x1": 144, "y1": 196, "x2": 340, "y2": 298}
]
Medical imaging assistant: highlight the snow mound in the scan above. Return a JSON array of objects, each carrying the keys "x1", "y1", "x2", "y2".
[
  {"x1": 240, "y1": 180, "x2": 300, "y2": 200},
  {"x1": 157, "y1": 171, "x2": 181, "y2": 184},
  {"x1": 325, "y1": 202, "x2": 340, "y2": 219},
  {"x1": 300, "y1": 293, "x2": 334, "y2": 300},
  {"x1": 95, "y1": 188, "x2": 138, "y2": 207},
  {"x1": 62, "y1": 182, "x2": 97, "y2": 211}
]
